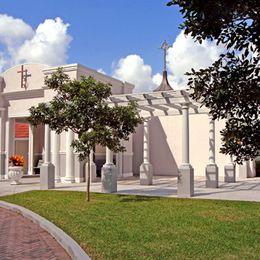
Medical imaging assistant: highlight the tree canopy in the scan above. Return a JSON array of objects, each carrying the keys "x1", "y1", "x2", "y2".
[
  {"x1": 167, "y1": 0, "x2": 260, "y2": 163},
  {"x1": 28, "y1": 68, "x2": 143, "y2": 200}
]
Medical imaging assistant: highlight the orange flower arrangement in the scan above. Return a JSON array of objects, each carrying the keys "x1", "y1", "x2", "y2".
[{"x1": 9, "y1": 155, "x2": 25, "y2": 167}]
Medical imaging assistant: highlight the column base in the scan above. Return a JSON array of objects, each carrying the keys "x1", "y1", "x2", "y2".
[
  {"x1": 224, "y1": 163, "x2": 236, "y2": 183},
  {"x1": 101, "y1": 164, "x2": 117, "y2": 193},
  {"x1": 239, "y1": 161, "x2": 248, "y2": 179},
  {"x1": 40, "y1": 163, "x2": 55, "y2": 190},
  {"x1": 63, "y1": 176, "x2": 75, "y2": 183},
  {"x1": 178, "y1": 163, "x2": 194, "y2": 198},
  {"x1": 140, "y1": 162, "x2": 153, "y2": 185},
  {"x1": 0, "y1": 153, "x2": 5, "y2": 180},
  {"x1": 205, "y1": 164, "x2": 219, "y2": 188},
  {"x1": 55, "y1": 177, "x2": 61, "y2": 183},
  {"x1": 85, "y1": 162, "x2": 98, "y2": 183}
]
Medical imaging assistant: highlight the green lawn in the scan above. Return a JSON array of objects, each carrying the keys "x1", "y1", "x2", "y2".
[{"x1": 1, "y1": 191, "x2": 260, "y2": 260}]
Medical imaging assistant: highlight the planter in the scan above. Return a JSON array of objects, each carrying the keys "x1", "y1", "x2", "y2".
[{"x1": 8, "y1": 166, "x2": 23, "y2": 185}]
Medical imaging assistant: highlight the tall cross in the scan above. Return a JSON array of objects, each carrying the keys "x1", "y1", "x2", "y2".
[
  {"x1": 160, "y1": 40, "x2": 170, "y2": 71},
  {"x1": 17, "y1": 65, "x2": 31, "y2": 89}
]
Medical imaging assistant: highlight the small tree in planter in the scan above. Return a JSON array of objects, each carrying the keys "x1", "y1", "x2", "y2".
[{"x1": 28, "y1": 68, "x2": 143, "y2": 201}]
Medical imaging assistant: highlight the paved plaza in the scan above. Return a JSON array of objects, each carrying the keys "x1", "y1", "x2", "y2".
[{"x1": 0, "y1": 175, "x2": 260, "y2": 202}]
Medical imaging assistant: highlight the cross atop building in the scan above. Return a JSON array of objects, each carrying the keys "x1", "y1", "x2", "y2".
[
  {"x1": 17, "y1": 65, "x2": 31, "y2": 89},
  {"x1": 160, "y1": 40, "x2": 170, "y2": 71}
]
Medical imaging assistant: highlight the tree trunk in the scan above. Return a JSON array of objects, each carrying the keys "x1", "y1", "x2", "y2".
[{"x1": 86, "y1": 154, "x2": 90, "y2": 202}]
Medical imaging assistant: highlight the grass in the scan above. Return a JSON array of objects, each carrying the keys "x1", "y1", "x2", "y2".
[{"x1": 1, "y1": 191, "x2": 260, "y2": 260}]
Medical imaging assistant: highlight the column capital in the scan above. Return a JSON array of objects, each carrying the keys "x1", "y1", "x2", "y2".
[{"x1": 180, "y1": 102, "x2": 190, "y2": 109}]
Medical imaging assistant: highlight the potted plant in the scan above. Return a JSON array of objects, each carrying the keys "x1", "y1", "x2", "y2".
[{"x1": 8, "y1": 155, "x2": 25, "y2": 185}]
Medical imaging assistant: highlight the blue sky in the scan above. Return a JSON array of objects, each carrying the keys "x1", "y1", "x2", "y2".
[
  {"x1": 0, "y1": 0, "x2": 222, "y2": 92},
  {"x1": 1, "y1": 0, "x2": 182, "y2": 74}
]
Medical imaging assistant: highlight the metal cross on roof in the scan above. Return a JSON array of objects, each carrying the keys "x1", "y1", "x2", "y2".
[
  {"x1": 160, "y1": 40, "x2": 170, "y2": 71},
  {"x1": 17, "y1": 65, "x2": 31, "y2": 89}
]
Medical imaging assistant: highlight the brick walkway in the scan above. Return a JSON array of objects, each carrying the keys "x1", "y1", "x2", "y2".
[{"x1": 0, "y1": 207, "x2": 71, "y2": 260}]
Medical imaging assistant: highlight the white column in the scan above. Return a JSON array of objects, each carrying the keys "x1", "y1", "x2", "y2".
[
  {"x1": 44, "y1": 124, "x2": 50, "y2": 163},
  {"x1": 209, "y1": 119, "x2": 215, "y2": 164},
  {"x1": 182, "y1": 104, "x2": 189, "y2": 164},
  {"x1": 40, "y1": 124, "x2": 55, "y2": 189},
  {"x1": 105, "y1": 147, "x2": 113, "y2": 165},
  {"x1": 28, "y1": 125, "x2": 34, "y2": 175},
  {"x1": 205, "y1": 117, "x2": 219, "y2": 188},
  {"x1": 101, "y1": 147, "x2": 117, "y2": 193},
  {"x1": 52, "y1": 131, "x2": 60, "y2": 183},
  {"x1": 116, "y1": 151, "x2": 123, "y2": 178},
  {"x1": 5, "y1": 118, "x2": 15, "y2": 179},
  {"x1": 64, "y1": 129, "x2": 75, "y2": 183},
  {"x1": 139, "y1": 119, "x2": 153, "y2": 185},
  {"x1": 0, "y1": 110, "x2": 5, "y2": 180},
  {"x1": 88, "y1": 149, "x2": 97, "y2": 182},
  {"x1": 178, "y1": 104, "x2": 194, "y2": 198},
  {"x1": 143, "y1": 120, "x2": 150, "y2": 163}
]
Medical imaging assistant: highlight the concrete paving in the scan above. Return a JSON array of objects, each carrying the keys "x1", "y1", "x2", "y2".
[{"x1": 0, "y1": 175, "x2": 260, "y2": 202}]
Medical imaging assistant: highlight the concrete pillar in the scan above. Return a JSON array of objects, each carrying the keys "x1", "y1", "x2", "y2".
[
  {"x1": 52, "y1": 131, "x2": 60, "y2": 183},
  {"x1": 178, "y1": 104, "x2": 194, "y2": 198},
  {"x1": 205, "y1": 118, "x2": 219, "y2": 188},
  {"x1": 5, "y1": 118, "x2": 14, "y2": 180},
  {"x1": 116, "y1": 151, "x2": 123, "y2": 179},
  {"x1": 64, "y1": 129, "x2": 75, "y2": 183},
  {"x1": 28, "y1": 125, "x2": 34, "y2": 175},
  {"x1": 0, "y1": 110, "x2": 6, "y2": 180},
  {"x1": 40, "y1": 124, "x2": 55, "y2": 189},
  {"x1": 101, "y1": 147, "x2": 117, "y2": 193},
  {"x1": 140, "y1": 119, "x2": 153, "y2": 185},
  {"x1": 224, "y1": 155, "x2": 236, "y2": 182},
  {"x1": 87, "y1": 149, "x2": 97, "y2": 182},
  {"x1": 239, "y1": 160, "x2": 249, "y2": 179}
]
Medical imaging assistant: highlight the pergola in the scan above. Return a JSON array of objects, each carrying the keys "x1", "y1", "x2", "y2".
[{"x1": 98, "y1": 89, "x2": 220, "y2": 198}]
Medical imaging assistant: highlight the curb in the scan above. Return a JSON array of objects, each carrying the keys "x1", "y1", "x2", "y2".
[{"x1": 0, "y1": 201, "x2": 90, "y2": 260}]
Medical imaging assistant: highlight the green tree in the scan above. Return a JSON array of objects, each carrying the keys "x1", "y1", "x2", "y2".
[
  {"x1": 167, "y1": 0, "x2": 260, "y2": 163},
  {"x1": 28, "y1": 68, "x2": 143, "y2": 201}
]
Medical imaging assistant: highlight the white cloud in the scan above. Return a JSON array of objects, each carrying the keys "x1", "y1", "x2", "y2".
[
  {"x1": 166, "y1": 31, "x2": 224, "y2": 88},
  {"x1": 0, "y1": 14, "x2": 72, "y2": 72},
  {"x1": 112, "y1": 54, "x2": 156, "y2": 93},
  {"x1": 0, "y1": 14, "x2": 33, "y2": 47},
  {"x1": 97, "y1": 68, "x2": 106, "y2": 75},
  {"x1": 112, "y1": 31, "x2": 224, "y2": 92}
]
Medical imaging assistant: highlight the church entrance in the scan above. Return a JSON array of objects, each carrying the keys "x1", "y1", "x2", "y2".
[{"x1": 14, "y1": 119, "x2": 29, "y2": 174}]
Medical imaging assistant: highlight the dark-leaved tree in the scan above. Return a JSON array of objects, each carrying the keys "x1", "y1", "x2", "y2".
[
  {"x1": 28, "y1": 68, "x2": 143, "y2": 201},
  {"x1": 167, "y1": 0, "x2": 260, "y2": 163}
]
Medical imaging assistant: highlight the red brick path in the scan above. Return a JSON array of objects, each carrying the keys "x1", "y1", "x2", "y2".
[{"x1": 0, "y1": 207, "x2": 71, "y2": 260}]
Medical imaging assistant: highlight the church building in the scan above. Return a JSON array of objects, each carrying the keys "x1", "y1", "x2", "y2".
[{"x1": 0, "y1": 60, "x2": 257, "y2": 197}]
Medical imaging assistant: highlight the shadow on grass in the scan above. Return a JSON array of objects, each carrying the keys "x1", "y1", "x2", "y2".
[{"x1": 118, "y1": 194, "x2": 161, "y2": 203}]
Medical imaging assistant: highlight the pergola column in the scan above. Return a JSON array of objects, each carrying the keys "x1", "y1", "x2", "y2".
[
  {"x1": 27, "y1": 125, "x2": 34, "y2": 175},
  {"x1": 40, "y1": 124, "x2": 55, "y2": 189},
  {"x1": 101, "y1": 147, "x2": 117, "y2": 193},
  {"x1": 87, "y1": 149, "x2": 97, "y2": 182},
  {"x1": 64, "y1": 129, "x2": 75, "y2": 183},
  {"x1": 140, "y1": 119, "x2": 153, "y2": 185},
  {"x1": 178, "y1": 103, "x2": 194, "y2": 197},
  {"x1": 0, "y1": 110, "x2": 5, "y2": 180},
  {"x1": 224, "y1": 155, "x2": 236, "y2": 182},
  {"x1": 52, "y1": 131, "x2": 60, "y2": 183},
  {"x1": 205, "y1": 118, "x2": 219, "y2": 188}
]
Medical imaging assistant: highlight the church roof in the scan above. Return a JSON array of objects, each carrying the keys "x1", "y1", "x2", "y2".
[{"x1": 153, "y1": 70, "x2": 173, "y2": 92}]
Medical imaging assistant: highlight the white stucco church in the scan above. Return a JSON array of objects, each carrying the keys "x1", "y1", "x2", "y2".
[{"x1": 0, "y1": 61, "x2": 258, "y2": 197}]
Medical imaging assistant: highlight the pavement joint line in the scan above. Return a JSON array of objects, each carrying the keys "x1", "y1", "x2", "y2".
[{"x1": 0, "y1": 201, "x2": 91, "y2": 260}]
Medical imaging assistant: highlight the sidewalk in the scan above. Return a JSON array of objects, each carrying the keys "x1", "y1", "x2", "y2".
[
  {"x1": 0, "y1": 175, "x2": 260, "y2": 202},
  {"x1": 0, "y1": 207, "x2": 71, "y2": 260}
]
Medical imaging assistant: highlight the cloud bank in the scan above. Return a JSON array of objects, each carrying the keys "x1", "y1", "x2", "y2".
[
  {"x1": 0, "y1": 14, "x2": 71, "y2": 72},
  {"x1": 112, "y1": 31, "x2": 224, "y2": 92}
]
